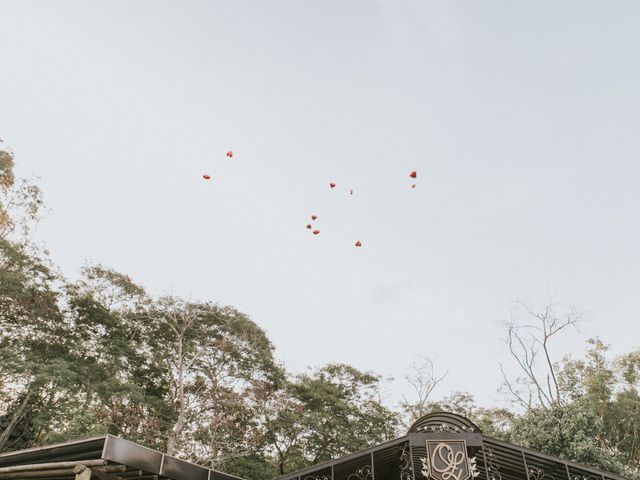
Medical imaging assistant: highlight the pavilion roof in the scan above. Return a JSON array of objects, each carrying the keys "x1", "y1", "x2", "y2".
[
  {"x1": 0, "y1": 435, "x2": 243, "y2": 480},
  {"x1": 277, "y1": 412, "x2": 627, "y2": 480}
]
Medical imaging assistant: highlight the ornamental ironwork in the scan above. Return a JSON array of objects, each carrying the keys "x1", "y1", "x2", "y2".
[
  {"x1": 416, "y1": 424, "x2": 476, "y2": 434},
  {"x1": 305, "y1": 475, "x2": 331, "y2": 480},
  {"x1": 420, "y1": 441, "x2": 480, "y2": 480},
  {"x1": 484, "y1": 448, "x2": 502, "y2": 480},
  {"x1": 278, "y1": 412, "x2": 621, "y2": 480},
  {"x1": 399, "y1": 443, "x2": 414, "y2": 480},
  {"x1": 347, "y1": 465, "x2": 373, "y2": 480},
  {"x1": 528, "y1": 466, "x2": 555, "y2": 480}
]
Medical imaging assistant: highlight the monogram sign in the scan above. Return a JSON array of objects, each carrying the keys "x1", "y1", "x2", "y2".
[{"x1": 420, "y1": 440, "x2": 478, "y2": 480}]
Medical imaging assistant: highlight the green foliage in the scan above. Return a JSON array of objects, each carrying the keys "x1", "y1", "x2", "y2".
[
  {"x1": 509, "y1": 401, "x2": 620, "y2": 473},
  {"x1": 219, "y1": 455, "x2": 278, "y2": 480},
  {"x1": 555, "y1": 339, "x2": 640, "y2": 478},
  {"x1": 263, "y1": 364, "x2": 399, "y2": 474},
  {"x1": 0, "y1": 148, "x2": 44, "y2": 241},
  {"x1": 292, "y1": 364, "x2": 398, "y2": 461}
]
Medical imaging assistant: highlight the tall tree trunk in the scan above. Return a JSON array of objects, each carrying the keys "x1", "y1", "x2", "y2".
[
  {"x1": 167, "y1": 334, "x2": 185, "y2": 456},
  {"x1": 0, "y1": 389, "x2": 33, "y2": 451}
]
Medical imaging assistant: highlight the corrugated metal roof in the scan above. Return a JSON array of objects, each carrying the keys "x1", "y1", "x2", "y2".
[
  {"x1": 0, "y1": 435, "x2": 245, "y2": 480},
  {"x1": 278, "y1": 412, "x2": 629, "y2": 480}
]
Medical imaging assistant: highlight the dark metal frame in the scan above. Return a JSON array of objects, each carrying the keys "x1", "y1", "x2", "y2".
[
  {"x1": 278, "y1": 413, "x2": 628, "y2": 480},
  {"x1": 0, "y1": 435, "x2": 244, "y2": 480}
]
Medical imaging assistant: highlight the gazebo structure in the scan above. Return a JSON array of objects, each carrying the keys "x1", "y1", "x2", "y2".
[
  {"x1": 278, "y1": 412, "x2": 627, "y2": 480},
  {"x1": 0, "y1": 412, "x2": 627, "y2": 480},
  {"x1": 0, "y1": 435, "x2": 242, "y2": 480}
]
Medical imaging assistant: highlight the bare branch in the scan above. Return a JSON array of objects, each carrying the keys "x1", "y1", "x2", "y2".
[
  {"x1": 500, "y1": 299, "x2": 582, "y2": 408},
  {"x1": 400, "y1": 355, "x2": 448, "y2": 422}
]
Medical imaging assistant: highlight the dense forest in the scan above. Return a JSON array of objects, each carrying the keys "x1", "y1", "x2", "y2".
[{"x1": 1, "y1": 147, "x2": 639, "y2": 480}]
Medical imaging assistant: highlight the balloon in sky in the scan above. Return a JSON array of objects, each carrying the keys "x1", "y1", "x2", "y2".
[{"x1": 195, "y1": 157, "x2": 426, "y2": 250}]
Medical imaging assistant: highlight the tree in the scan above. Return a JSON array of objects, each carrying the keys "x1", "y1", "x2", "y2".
[
  {"x1": 260, "y1": 388, "x2": 306, "y2": 475},
  {"x1": 63, "y1": 264, "x2": 170, "y2": 449},
  {"x1": 147, "y1": 296, "x2": 284, "y2": 469},
  {"x1": 0, "y1": 255, "x2": 174, "y2": 451},
  {"x1": 154, "y1": 295, "x2": 198, "y2": 456},
  {"x1": 555, "y1": 339, "x2": 640, "y2": 478},
  {"x1": 616, "y1": 349, "x2": 640, "y2": 468},
  {"x1": 0, "y1": 236, "x2": 66, "y2": 450},
  {"x1": 400, "y1": 355, "x2": 448, "y2": 425},
  {"x1": 500, "y1": 300, "x2": 582, "y2": 409},
  {"x1": 0, "y1": 146, "x2": 73, "y2": 450},
  {"x1": 508, "y1": 401, "x2": 623, "y2": 474},
  {"x1": 264, "y1": 364, "x2": 399, "y2": 473},
  {"x1": 0, "y1": 255, "x2": 289, "y2": 479},
  {"x1": 0, "y1": 148, "x2": 44, "y2": 242}
]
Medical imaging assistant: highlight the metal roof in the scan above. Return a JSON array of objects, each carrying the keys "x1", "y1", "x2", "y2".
[
  {"x1": 278, "y1": 412, "x2": 629, "y2": 480},
  {"x1": 0, "y1": 435, "x2": 245, "y2": 480}
]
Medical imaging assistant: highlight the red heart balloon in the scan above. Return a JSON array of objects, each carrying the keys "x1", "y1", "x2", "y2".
[
  {"x1": 409, "y1": 170, "x2": 417, "y2": 178},
  {"x1": 311, "y1": 214, "x2": 318, "y2": 220},
  {"x1": 355, "y1": 240, "x2": 362, "y2": 247},
  {"x1": 411, "y1": 184, "x2": 416, "y2": 189},
  {"x1": 226, "y1": 150, "x2": 233, "y2": 158},
  {"x1": 202, "y1": 174, "x2": 211, "y2": 180},
  {"x1": 330, "y1": 182, "x2": 336, "y2": 188},
  {"x1": 306, "y1": 224, "x2": 312, "y2": 229},
  {"x1": 313, "y1": 229, "x2": 320, "y2": 235}
]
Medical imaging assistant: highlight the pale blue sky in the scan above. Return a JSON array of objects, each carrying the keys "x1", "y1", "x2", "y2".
[{"x1": 1, "y1": 0, "x2": 640, "y2": 408}]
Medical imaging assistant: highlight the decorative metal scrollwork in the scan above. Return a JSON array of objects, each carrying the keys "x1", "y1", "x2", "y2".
[
  {"x1": 421, "y1": 454, "x2": 431, "y2": 479},
  {"x1": 420, "y1": 441, "x2": 479, "y2": 480},
  {"x1": 468, "y1": 457, "x2": 480, "y2": 480},
  {"x1": 570, "y1": 476, "x2": 599, "y2": 480},
  {"x1": 417, "y1": 423, "x2": 476, "y2": 433},
  {"x1": 347, "y1": 465, "x2": 373, "y2": 480},
  {"x1": 484, "y1": 448, "x2": 502, "y2": 480},
  {"x1": 527, "y1": 466, "x2": 555, "y2": 480},
  {"x1": 305, "y1": 475, "x2": 331, "y2": 480},
  {"x1": 399, "y1": 443, "x2": 414, "y2": 480}
]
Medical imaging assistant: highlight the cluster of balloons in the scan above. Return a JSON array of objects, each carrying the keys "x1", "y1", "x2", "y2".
[
  {"x1": 304, "y1": 170, "x2": 418, "y2": 247},
  {"x1": 201, "y1": 151, "x2": 417, "y2": 249},
  {"x1": 202, "y1": 151, "x2": 233, "y2": 180}
]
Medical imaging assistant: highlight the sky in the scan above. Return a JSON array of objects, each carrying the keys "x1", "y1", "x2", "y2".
[{"x1": 1, "y1": 0, "x2": 640, "y2": 409}]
